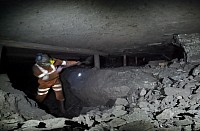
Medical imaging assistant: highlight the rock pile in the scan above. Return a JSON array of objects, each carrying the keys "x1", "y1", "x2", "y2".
[{"x1": 69, "y1": 59, "x2": 200, "y2": 131}]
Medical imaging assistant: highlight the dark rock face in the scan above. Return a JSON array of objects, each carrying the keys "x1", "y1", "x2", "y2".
[
  {"x1": 175, "y1": 33, "x2": 200, "y2": 63},
  {"x1": 0, "y1": 74, "x2": 55, "y2": 130}
]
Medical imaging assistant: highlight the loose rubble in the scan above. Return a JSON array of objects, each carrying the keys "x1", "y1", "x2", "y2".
[{"x1": 70, "y1": 58, "x2": 200, "y2": 131}]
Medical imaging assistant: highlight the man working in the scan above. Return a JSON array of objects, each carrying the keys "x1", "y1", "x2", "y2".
[{"x1": 32, "y1": 53, "x2": 79, "y2": 113}]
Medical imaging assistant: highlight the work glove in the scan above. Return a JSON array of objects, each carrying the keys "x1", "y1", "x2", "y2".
[{"x1": 56, "y1": 66, "x2": 64, "y2": 73}]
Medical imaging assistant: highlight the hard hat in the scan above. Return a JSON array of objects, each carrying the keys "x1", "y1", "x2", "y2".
[{"x1": 35, "y1": 53, "x2": 50, "y2": 66}]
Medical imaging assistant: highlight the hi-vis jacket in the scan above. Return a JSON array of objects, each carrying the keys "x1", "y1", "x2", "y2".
[{"x1": 32, "y1": 59, "x2": 67, "y2": 102}]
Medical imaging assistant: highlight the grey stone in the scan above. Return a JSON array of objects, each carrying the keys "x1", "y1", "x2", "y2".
[
  {"x1": 94, "y1": 114, "x2": 102, "y2": 123},
  {"x1": 121, "y1": 109, "x2": 150, "y2": 122},
  {"x1": 89, "y1": 125, "x2": 104, "y2": 131},
  {"x1": 144, "y1": 90, "x2": 153, "y2": 101},
  {"x1": 119, "y1": 121, "x2": 154, "y2": 131},
  {"x1": 192, "y1": 65, "x2": 200, "y2": 76},
  {"x1": 184, "y1": 125, "x2": 192, "y2": 131},
  {"x1": 115, "y1": 98, "x2": 128, "y2": 106},
  {"x1": 138, "y1": 101, "x2": 149, "y2": 109},
  {"x1": 112, "y1": 106, "x2": 127, "y2": 117},
  {"x1": 177, "y1": 96, "x2": 183, "y2": 100},
  {"x1": 156, "y1": 127, "x2": 182, "y2": 131},
  {"x1": 21, "y1": 118, "x2": 68, "y2": 130},
  {"x1": 187, "y1": 110, "x2": 198, "y2": 114},
  {"x1": 101, "y1": 113, "x2": 115, "y2": 122},
  {"x1": 189, "y1": 104, "x2": 200, "y2": 110},
  {"x1": 169, "y1": 62, "x2": 180, "y2": 68},
  {"x1": 189, "y1": 100, "x2": 197, "y2": 106},
  {"x1": 171, "y1": 108, "x2": 185, "y2": 117},
  {"x1": 178, "y1": 99, "x2": 189, "y2": 109},
  {"x1": 162, "y1": 77, "x2": 173, "y2": 86},
  {"x1": 72, "y1": 115, "x2": 86, "y2": 124},
  {"x1": 162, "y1": 96, "x2": 174, "y2": 105},
  {"x1": 184, "y1": 82, "x2": 196, "y2": 89},
  {"x1": 139, "y1": 88, "x2": 146, "y2": 97},
  {"x1": 164, "y1": 87, "x2": 190, "y2": 100},
  {"x1": 194, "y1": 122, "x2": 200, "y2": 131},
  {"x1": 21, "y1": 120, "x2": 40, "y2": 129},
  {"x1": 191, "y1": 94, "x2": 200, "y2": 104},
  {"x1": 108, "y1": 118, "x2": 126, "y2": 128},
  {"x1": 156, "y1": 109, "x2": 174, "y2": 120},
  {"x1": 174, "y1": 119, "x2": 193, "y2": 126},
  {"x1": 85, "y1": 114, "x2": 94, "y2": 127}
]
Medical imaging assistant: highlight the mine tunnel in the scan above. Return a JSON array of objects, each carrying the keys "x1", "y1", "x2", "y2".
[{"x1": 0, "y1": 0, "x2": 200, "y2": 130}]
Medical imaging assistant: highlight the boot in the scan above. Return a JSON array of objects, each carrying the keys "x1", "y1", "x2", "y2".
[{"x1": 59, "y1": 101, "x2": 66, "y2": 114}]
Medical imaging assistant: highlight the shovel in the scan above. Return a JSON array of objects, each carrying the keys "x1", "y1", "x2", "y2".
[{"x1": 59, "y1": 56, "x2": 93, "y2": 70}]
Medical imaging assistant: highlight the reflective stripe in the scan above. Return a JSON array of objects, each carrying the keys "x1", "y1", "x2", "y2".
[
  {"x1": 37, "y1": 91, "x2": 48, "y2": 95},
  {"x1": 52, "y1": 84, "x2": 62, "y2": 87},
  {"x1": 35, "y1": 64, "x2": 48, "y2": 74},
  {"x1": 53, "y1": 88, "x2": 62, "y2": 91},
  {"x1": 48, "y1": 64, "x2": 56, "y2": 74},
  {"x1": 61, "y1": 61, "x2": 67, "y2": 65},
  {"x1": 35, "y1": 64, "x2": 56, "y2": 79},
  {"x1": 38, "y1": 88, "x2": 50, "y2": 92},
  {"x1": 38, "y1": 73, "x2": 46, "y2": 78}
]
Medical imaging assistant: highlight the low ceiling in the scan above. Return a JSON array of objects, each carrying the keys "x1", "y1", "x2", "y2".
[{"x1": 0, "y1": 0, "x2": 200, "y2": 55}]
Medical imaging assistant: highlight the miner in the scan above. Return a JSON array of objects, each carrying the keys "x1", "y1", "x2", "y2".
[{"x1": 32, "y1": 53, "x2": 79, "y2": 113}]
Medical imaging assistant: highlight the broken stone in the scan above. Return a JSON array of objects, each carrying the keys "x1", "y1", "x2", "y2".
[
  {"x1": 178, "y1": 99, "x2": 189, "y2": 109},
  {"x1": 89, "y1": 125, "x2": 104, "y2": 131},
  {"x1": 156, "y1": 127, "x2": 182, "y2": 131},
  {"x1": 177, "y1": 96, "x2": 182, "y2": 100},
  {"x1": 114, "y1": 98, "x2": 128, "y2": 106},
  {"x1": 189, "y1": 100, "x2": 197, "y2": 106},
  {"x1": 72, "y1": 115, "x2": 86, "y2": 125},
  {"x1": 177, "y1": 81, "x2": 186, "y2": 88},
  {"x1": 138, "y1": 101, "x2": 149, "y2": 109},
  {"x1": 171, "y1": 108, "x2": 185, "y2": 117},
  {"x1": 192, "y1": 65, "x2": 200, "y2": 76},
  {"x1": 108, "y1": 118, "x2": 126, "y2": 128},
  {"x1": 85, "y1": 114, "x2": 94, "y2": 127},
  {"x1": 187, "y1": 110, "x2": 198, "y2": 114},
  {"x1": 140, "y1": 88, "x2": 147, "y2": 97},
  {"x1": 162, "y1": 96, "x2": 175, "y2": 105},
  {"x1": 21, "y1": 120, "x2": 41, "y2": 129},
  {"x1": 122, "y1": 109, "x2": 150, "y2": 122},
  {"x1": 119, "y1": 121, "x2": 154, "y2": 131},
  {"x1": 164, "y1": 87, "x2": 190, "y2": 100},
  {"x1": 194, "y1": 122, "x2": 200, "y2": 131},
  {"x1": 101, "y1": 113, "x2": 115, "y2": 122},
  {"x1": 184, "y1": 82, "x2": 196, "y2": 89},
  {"x1": 190, "y1": 94, "x2": 200, "y2": 104},
  {"x1": 21, "y1": 118, "x2": 77, "y2": 130},
  {"x1": 156, "y1": 109, "x2": 174, "y2": 120},
  {"x1": 162, "y1": 77, "x2": 173, "y2": 86},
  {"x1": 169, "y1": 62, "x2": 180, "y2": 68},
  {"x1": 184, "y1": 125, "x2": 192, "y2": 131},
  {"x1": 174, "y1": 119, "x2": 193, "y2": 126},
  {"x1": 112, "y1": 106, "x2": 127, "y2": 117}
]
